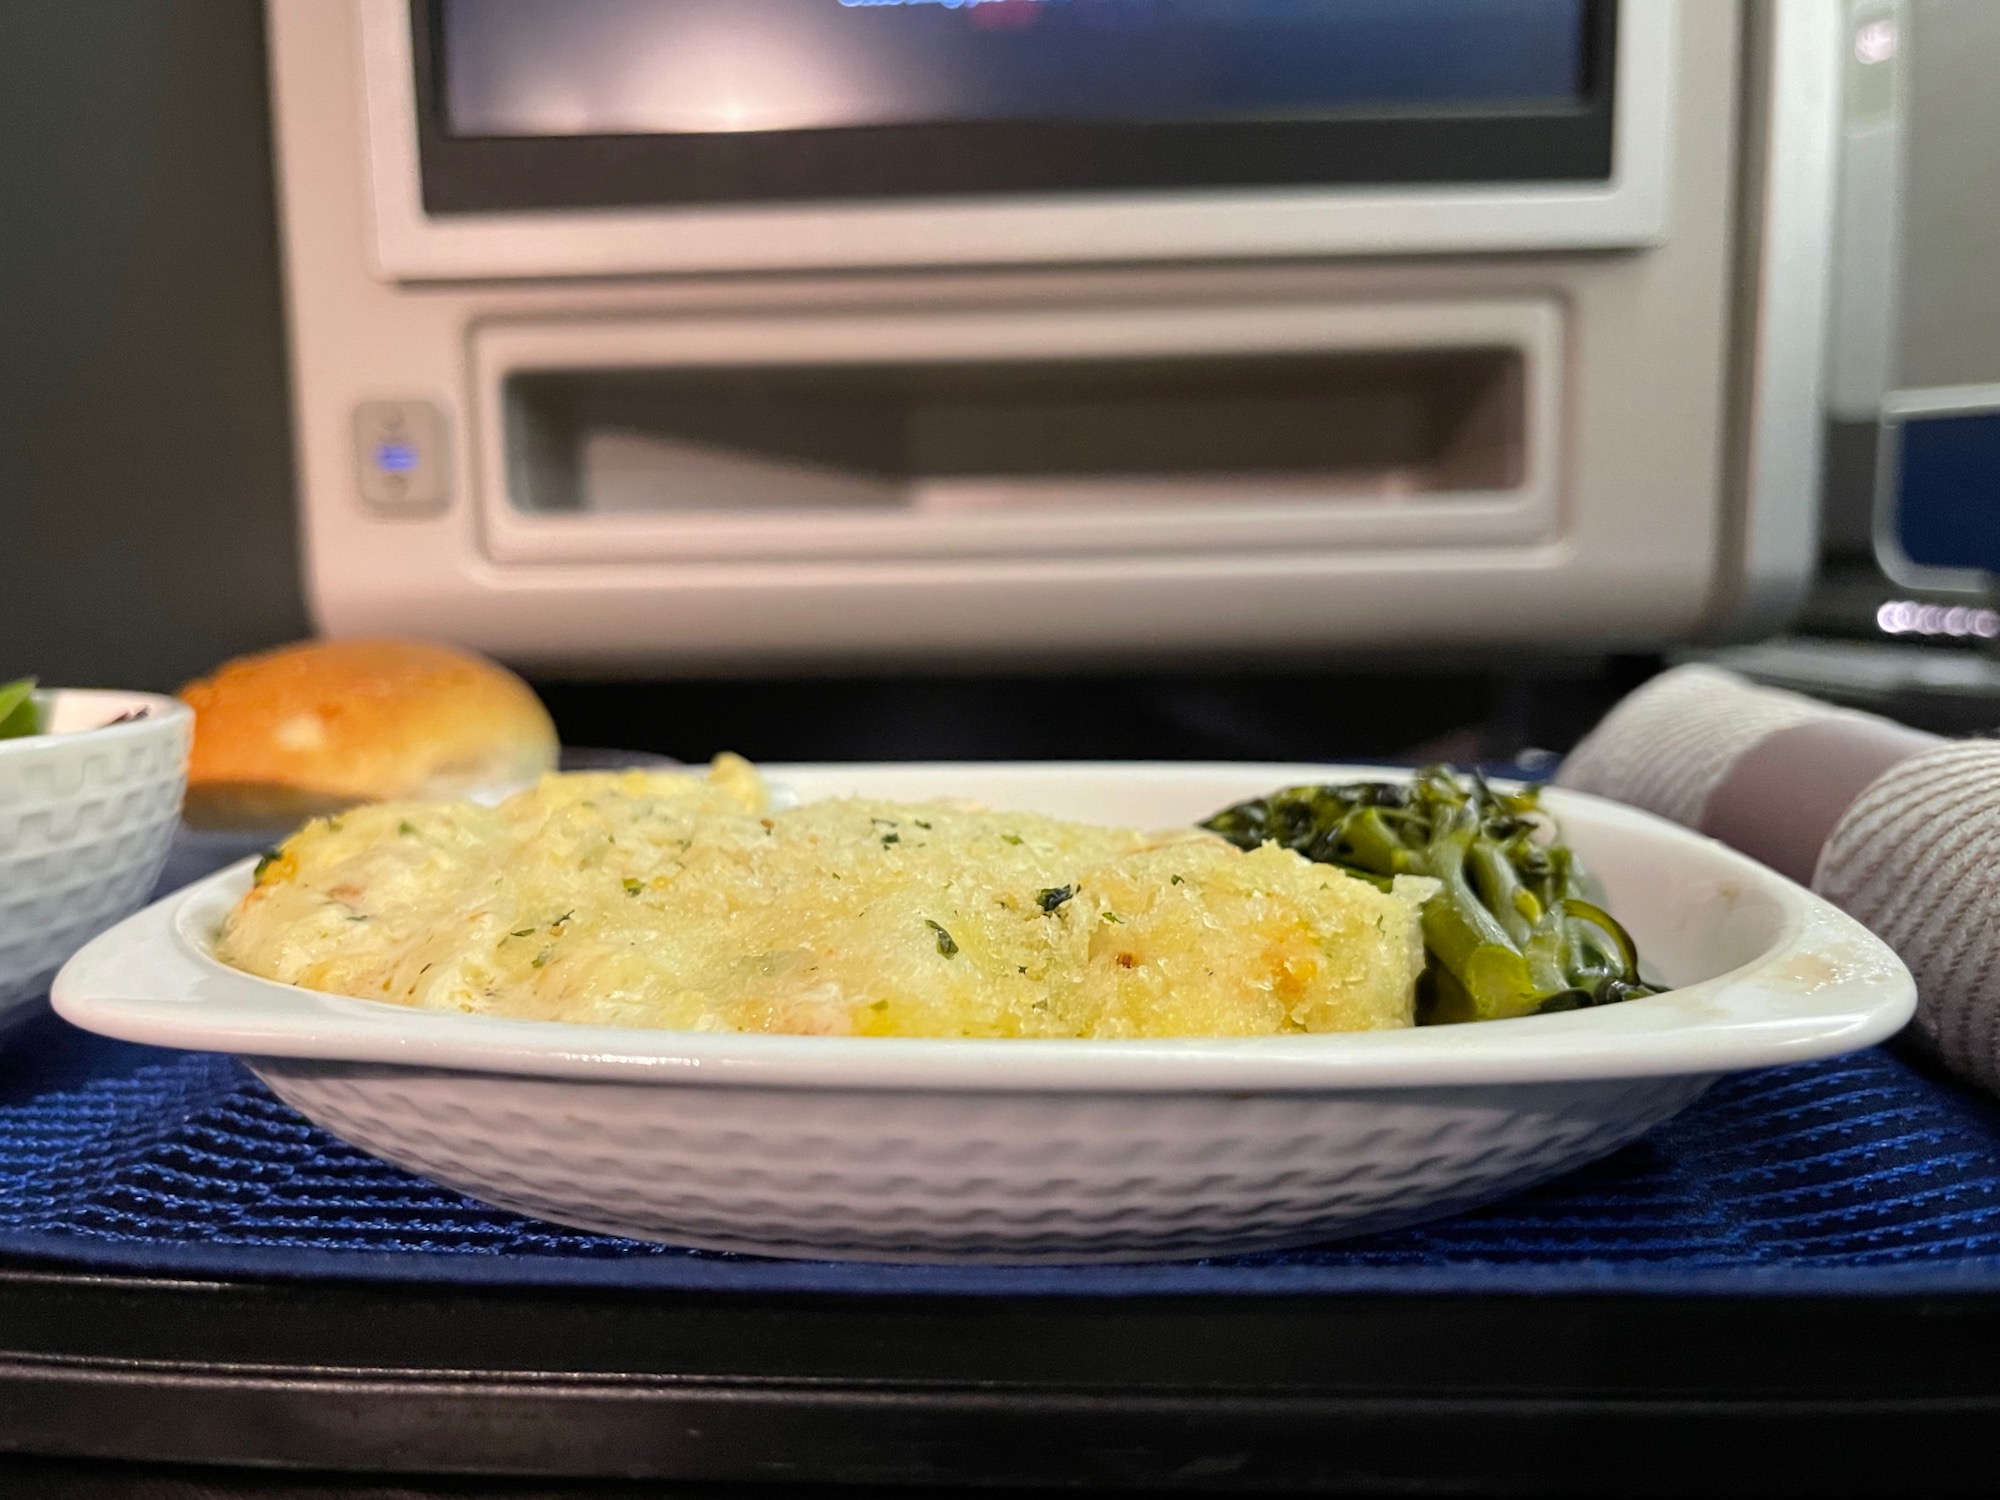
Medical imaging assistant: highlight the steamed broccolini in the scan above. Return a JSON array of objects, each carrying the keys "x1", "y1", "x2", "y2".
[{"x1": 1202, "y1": 766, "x2": 1655, "y2": 1023}]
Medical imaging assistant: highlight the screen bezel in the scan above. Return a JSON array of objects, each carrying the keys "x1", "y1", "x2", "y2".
[{"x1": 411, "y1": 0, "x2": 1616, "y2": 214}]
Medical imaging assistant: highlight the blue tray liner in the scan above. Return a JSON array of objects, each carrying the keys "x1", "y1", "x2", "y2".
[
  {"x1": 6, "y1": 823, "x2": 2000, "y2": 1297},
  {"x1": 8, "y1": 1009, "x2": 2000, "y2": 1296}
]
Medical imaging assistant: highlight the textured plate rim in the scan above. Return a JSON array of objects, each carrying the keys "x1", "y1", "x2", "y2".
[{"x1": 52, "y1": 762, "x2": 1915, "y2": 1091}]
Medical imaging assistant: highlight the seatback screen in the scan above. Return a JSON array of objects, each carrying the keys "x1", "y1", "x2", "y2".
[{"x1": 441, "y1": 0, "x2": 1589, "y2": 139}]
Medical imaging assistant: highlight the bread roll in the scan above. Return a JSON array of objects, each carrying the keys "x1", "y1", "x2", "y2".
[{"x1": 178, "y1": 638, "x2": 559, "y2": 830}]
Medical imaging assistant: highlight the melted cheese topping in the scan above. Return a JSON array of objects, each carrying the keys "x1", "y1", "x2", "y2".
[{"x1": 217, "y1": 757, "x2": 1431, "y2": 1038}]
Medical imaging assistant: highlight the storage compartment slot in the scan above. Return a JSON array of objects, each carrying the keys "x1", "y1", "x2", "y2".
[
  {"x1": 473, "y1": 298, "x2": 1560, "y2": 565},
  {"x1": 503, "y1": 349, "x2": 1525, "y2": 516}
]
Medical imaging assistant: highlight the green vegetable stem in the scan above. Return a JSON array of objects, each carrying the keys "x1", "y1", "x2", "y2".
[
  {"x1": 1201, "y1": 765, "x2": 1657, "y2": 1023},
  {"x1": 0, "y1": 677, "x2": 40, "y2": 740}
]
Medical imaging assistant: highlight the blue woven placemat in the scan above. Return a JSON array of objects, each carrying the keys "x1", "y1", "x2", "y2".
[{"x1": 5, "y1": 829, "x2": 2000, "y2": 1296}]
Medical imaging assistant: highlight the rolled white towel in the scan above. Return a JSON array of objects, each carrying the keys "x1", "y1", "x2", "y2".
[{"x1": 1556, "y1": 665, "x2": 1878, "y2": 829}]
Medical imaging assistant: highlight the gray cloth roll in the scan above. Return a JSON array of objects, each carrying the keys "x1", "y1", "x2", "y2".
[
  {"x1": 1816, "y1": 740, "x2": 2000, "y2": 1094},
  {"x1": 1554, "y1": 663, "x2": 2000, "y2": 1093}
]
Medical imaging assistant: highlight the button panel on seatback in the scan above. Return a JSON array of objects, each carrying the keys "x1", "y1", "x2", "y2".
[{"x1": 353, "y1": 399, "x2": 450, "y2": 514}]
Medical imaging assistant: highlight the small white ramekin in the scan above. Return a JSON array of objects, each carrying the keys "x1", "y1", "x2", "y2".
[{"x1": 0, "y1": 689, "x2": 192, "y2": 1026}]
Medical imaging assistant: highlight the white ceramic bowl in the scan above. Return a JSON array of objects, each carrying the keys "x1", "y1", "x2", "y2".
[
  {"x1": 0, "y1": 690, "x2": 192, "y2": 1028},
  {"x1": 53, "y1": 763, "x2": 1914, "y2": 1262}
]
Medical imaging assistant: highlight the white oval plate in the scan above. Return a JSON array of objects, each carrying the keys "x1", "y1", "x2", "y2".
[{"x1": 51, "y1": 763, "x2": 1915, "y2": 1262}]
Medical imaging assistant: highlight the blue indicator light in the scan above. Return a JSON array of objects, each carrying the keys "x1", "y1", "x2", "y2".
[{"x1": 375, "y1": 441, "x2": 419, "y2": 474}]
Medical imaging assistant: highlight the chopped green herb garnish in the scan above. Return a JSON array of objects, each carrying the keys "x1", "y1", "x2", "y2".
[
  {"x1": 252, "y1": 848, "x2": 283, "y2": 881},
  {"x1": 1102, "y1": 911, "x2": 1123, "y2": 924},
  {"x1": 914, "y1": 819, "x2": 932, "y2": 830},
  {"x1": 623, "y1": 877, "x2": 643, "y2": 895},
  {"x1": 1037, "y1": 885, "x2": 1074, "y2": 914},
  {"x1": 1170, "y1": 874, "x2": 1185, "y2": 886},
  {"x1": 531, "y1": 948, "x2": 554, "y2": 968},
  {"x1": 1001, "y1": 833, "x2": 1023, "y2": 846},
  {"x1": 510, "y1": 928, "x2": 535, "y2": 938},
  {"x1": 925, "y1": 919, "x2": 959, "y2": 958},
  {"x1": 880, "y1": 832, "x2": 900, "y2": 846}
]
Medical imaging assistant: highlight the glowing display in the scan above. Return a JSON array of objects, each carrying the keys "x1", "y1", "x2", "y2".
[{"x1": 441, "y1": 0, "x2": 1589, "y2": 138}]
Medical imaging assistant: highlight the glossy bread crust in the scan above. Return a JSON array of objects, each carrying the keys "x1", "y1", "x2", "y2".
[{"x1": 177, "y1": 638, "x2": 558, "y2": 829}]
